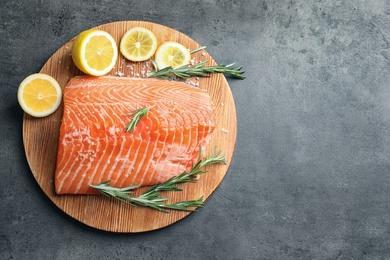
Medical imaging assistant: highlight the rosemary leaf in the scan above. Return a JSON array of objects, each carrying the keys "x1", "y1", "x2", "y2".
[
  {"x1": 162, "y1": 197, "x2": 204, "y2": 212},
  {"x1": 123, "y1": 106, "x2": 152, "y2": 133},
  {"x1": 190, "y1": 46, "x2": 207, "y2": 54}
]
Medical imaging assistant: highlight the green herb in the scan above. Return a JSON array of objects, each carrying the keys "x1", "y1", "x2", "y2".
[
  {"x1": 123, "y1": 106, "x2": 152, "y2": 133},
  {"x1": 90, "y1": 148, "x2": 227, "y2": 212},
  {"x1": 190, "y1": 46, "x2": 207, "y2": 54},
  {"x1": 147, "y1": 60, "x2": 246, "y2": 80}
]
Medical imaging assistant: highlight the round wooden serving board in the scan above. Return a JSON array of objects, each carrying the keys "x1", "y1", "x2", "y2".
[{"x1": 22, "y1": 21, "x2": 237, "y2": 233}]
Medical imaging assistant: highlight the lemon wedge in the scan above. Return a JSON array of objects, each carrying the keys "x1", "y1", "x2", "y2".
[
  {"x1": 120, "y1": 27, "x2": 158, "y2": 62},
  {"x1": 71, "y1": 29, "x2": 118, "y2": 76},
  {"x1": 17, "y1": 73, "x2": 62, "y2": 117},
  {"x1": 154, "y1": 41, "x2": 191, "y2": 69}
]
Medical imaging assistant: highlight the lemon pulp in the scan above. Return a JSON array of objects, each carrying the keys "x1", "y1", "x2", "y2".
[
  {"x1": 120, "y1": 27, "x2": 158, "y2": 62},
  {"x1": 154, "y1": 41, "x2": 191, "y2": 69},
  {"x1": 17, "y1": 73, "x2": 62, "y2": 117}
]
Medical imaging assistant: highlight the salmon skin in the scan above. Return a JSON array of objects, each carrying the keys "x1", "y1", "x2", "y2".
[{"x1": 55, "y1": 76, "x2": 216, "y2": 194}]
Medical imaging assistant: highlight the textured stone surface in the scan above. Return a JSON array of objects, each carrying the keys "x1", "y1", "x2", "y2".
[{"x1": 1, "y1": 0, "x2": 390, "y2": 259}]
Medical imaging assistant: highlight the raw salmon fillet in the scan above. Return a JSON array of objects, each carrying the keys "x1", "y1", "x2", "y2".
[{"x1": 55, "y1": 76, "x2": 216, "y2": 194}]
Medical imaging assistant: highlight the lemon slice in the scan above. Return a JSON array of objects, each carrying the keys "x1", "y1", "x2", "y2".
[
  {"x1": 120, "y1": 27, "x2": 158, "y2": 62},
  {"x1": 71, "y1": 29, "x2": 118, "y2": 76},
  {"x1": 17, "y1": 73, "x2": 62, "y2": 117},
  {"x1": 154, "y1": 41, "x2": 191, "y2": 69}
]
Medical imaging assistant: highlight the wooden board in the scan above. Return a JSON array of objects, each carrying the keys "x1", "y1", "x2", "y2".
[{"x1": 22, "y1": 21, "x2": 237, "y2": 233}]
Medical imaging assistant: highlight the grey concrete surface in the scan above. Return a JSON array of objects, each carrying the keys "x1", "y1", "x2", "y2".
[{"x1": 1, "y1": 0, "x2": 390, "y2": 259}]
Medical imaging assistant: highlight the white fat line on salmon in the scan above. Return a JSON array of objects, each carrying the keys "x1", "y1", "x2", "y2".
[
  {"x1": 115, "y1": 133, "x2": 137, "y2": 187},
  {"x1": 57, "y1": 107, "x2": 92, "y2": 181},
  {"x1": 85, "y1": 136, "x2": 118, "y2": 192},
  {"x1": 64, "y1": 128, "x2": 95, "y2": 193},
  {"x1": 105, "y1": 135, "x2": 129, "y2": 186},
  {"x1": 129, "y1": 131, "x2": 153, "y2": 185},
  {"x1": 140, "y1": 130, "x2": 162, "y2": 186},
  {"x1": 127, "y1": 132, "x2": 145, "y2": 185}
]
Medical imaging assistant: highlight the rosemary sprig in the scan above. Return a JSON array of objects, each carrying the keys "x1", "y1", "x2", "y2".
[
  {"x1": 90, "y1": 148, "x2": 227, "y2": 212},
  {"x1": 123, "y1": 106, "x2": 152, "y2": 133},
  {"x1": 147, "y1": 60, "x2": 246, "y2": 80}
]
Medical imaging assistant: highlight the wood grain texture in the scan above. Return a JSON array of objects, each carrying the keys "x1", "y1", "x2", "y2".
[{"x1": 22, "y1": 21, "x2": 236, "y2": 233}]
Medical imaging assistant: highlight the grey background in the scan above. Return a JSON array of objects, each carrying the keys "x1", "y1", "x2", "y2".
[{"x1": 1, "y1": 0, "x2": 390, "y2": 259}]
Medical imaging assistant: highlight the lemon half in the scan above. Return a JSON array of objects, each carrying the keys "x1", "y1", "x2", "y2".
[
  {"x1": 17, "y1": 73, "x2": 62, "y2": 117},
  {"x1": 71, "y1": 29, "x2": 118, "y2": 76}
]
